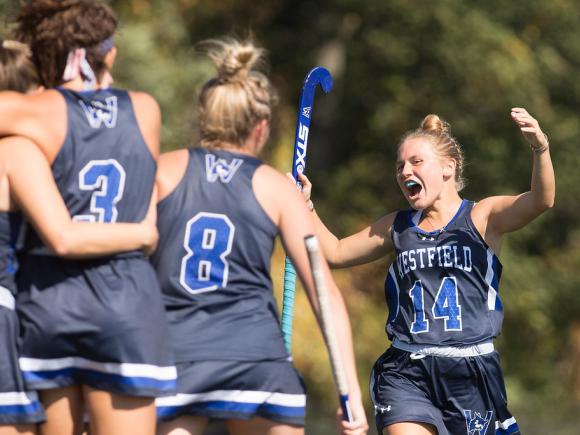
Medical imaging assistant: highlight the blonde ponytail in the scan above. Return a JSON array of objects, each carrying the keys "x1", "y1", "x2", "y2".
[{"x1": 197, "y1": 38, "x2": 277, "y2": 149}]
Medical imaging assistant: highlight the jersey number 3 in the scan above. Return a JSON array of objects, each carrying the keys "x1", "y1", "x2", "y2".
[
  {"x1": 73, "y1": 159, "x2": 127, "y2": 223},
  {"x1": 180, "y1": 212, "x2": 235, "y2": 294},
  {"x1": 409, "y1": 277, "x2": 462, "y2": 333}
]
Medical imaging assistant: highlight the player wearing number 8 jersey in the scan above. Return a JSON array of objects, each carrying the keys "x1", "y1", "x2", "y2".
[
  {"x1": 152, "y1": 38, "x2": 368, "y2": 435},
  {"x1": 0, "y1": 2, "x2": 176, "y2": 435},
  {"x1": 299, "y1": 111, "x2": 554, "y2": 435}
]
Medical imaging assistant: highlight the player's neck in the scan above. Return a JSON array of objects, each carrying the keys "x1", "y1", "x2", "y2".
[{"x1": 419, "y1": 193, "x2": 463, "y2": 231}]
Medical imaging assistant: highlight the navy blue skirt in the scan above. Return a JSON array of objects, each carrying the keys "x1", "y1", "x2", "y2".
[
  {"x1": 371, "y1": 346, "x2": 520, "y2": 435},
  {"x1": 0, "y1": 297, "x2": 45, "y2": 424},
  {"x1": 156, "y1": 359, "x2": 306, "y2": 426},
  {"x1": 16, "y1": 255, "x2": 176, "y2": 398}
]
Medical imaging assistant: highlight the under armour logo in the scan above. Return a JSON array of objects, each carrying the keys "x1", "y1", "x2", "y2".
[
  {"x1": 374, "y1": 405, "x2": 391, "y2": 414},
  {"x1": 79, "y1": 96, "x2": 118, "y2": 128},
  {"x1": 302, "y1": 107, "x2": 311, "y2": 118},
  {"x1": 464, "y1": 410, "x2": 493, "y2": 435},
  {"x1": 205, "y1": 154, "x2": 243, "y2": 183}
]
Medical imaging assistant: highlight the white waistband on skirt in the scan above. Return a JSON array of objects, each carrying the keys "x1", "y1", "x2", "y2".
[
  {"x1": 392, "y1": 338, "x2": 494, "y2": 358},
  {"x1": 0, "y1": 285, "x2": 15, "y2": 310}
]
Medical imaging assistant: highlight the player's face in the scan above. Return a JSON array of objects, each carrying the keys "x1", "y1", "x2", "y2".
[{"x1": 396, "y1": 137, "x2": 449, "y2": 209}]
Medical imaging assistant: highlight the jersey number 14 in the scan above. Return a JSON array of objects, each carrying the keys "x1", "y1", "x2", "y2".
[{"x1": 409, "y1": 277, "x2": 462, "y2": 333}]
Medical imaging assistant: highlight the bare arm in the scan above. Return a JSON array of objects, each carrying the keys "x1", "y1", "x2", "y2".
[
  {"x1": 473, "y1": 109, "x2": 555, "y2": 247},
  {"x1": 0, "y1": 91, "x2": 66, "y2": 161},
  {"x1": 129, "y1": 91, "x2": 161, "y2": 159},
  {"x1": 255, "y1": 166, "x2": 368, "y2": 435},
  {"x1": 1, "y1": 137, "x2": 157, "y2": 258},
  {"x1": 296, "y1": 172, "x2": 393, "y2": 268}
]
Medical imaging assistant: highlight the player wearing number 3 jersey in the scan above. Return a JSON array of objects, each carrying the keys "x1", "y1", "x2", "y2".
[
  {"x1": 0, "y1": 2, "x2": 176, "y2": 435},
  {"x1": 299, "y1": 111, "x2": 554, "y2": 435},
  {"x1": 152, "y1": 38, "x2": 368, "y2": 435}
]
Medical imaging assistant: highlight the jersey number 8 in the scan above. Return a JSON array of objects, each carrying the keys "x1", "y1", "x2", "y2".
[{"x1": 180, "y1": 212, "x2": 235, "y2": 294}]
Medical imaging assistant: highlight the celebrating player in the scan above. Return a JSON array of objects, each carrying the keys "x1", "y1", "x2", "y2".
[
  {"x1": 152, "y1": 38, "x2": 368, "y2": 435},
  {"x1": 298, "y1": 110, "x2": 554, "y2": 434},
  {"x1": 0, "y1": 2, "x2": 177, "y2": 434}
]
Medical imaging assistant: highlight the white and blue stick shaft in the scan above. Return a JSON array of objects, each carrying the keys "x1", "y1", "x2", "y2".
[{"x1": 304, "y1": 235, "x2": 353, "y2": 422}]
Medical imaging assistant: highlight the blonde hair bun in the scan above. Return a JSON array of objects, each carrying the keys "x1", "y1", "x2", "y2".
[
  {"x1": 203, "y1": 38, "x2": 264, "y2": 83},
  {"x1": 420, "y1": 114, "x2": 450, "y2": 135}
]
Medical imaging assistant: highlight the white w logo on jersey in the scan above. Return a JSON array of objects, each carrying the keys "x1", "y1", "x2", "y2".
[
  {"x1": 205, "y1": 154, "x2": 243, "y2": 183},
  {"x1": 79, "y1": 96, "x2": 118, "y2": 128}
]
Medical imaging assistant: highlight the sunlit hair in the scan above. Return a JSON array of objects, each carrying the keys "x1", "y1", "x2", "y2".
[
  {"x1": 0, "y1": 40, "x2": 39, "y2": 92},
  {"x1": 400, "y1": 114, "x2": 466, "y2": 191},
  {"x1": 14, "y1": 0, "x2": 117, "y2": 88},
  {"x1": 197, "y1": 38, "x2": 278, "y2": 149}
]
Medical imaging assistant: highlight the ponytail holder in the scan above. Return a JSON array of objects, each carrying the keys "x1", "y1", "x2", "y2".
[{"x1": 63, "y1": 48, "x2": 97, "y2": 90}]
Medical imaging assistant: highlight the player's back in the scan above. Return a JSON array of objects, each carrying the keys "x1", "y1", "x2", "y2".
[
  {"x1": 385, "y1": 199, "x2": 504, "y2": 347},
  {"x1": 152, "y1": 147, "x2": 288, "y2": 362},
  {"x1": 23, "y1": 87, "x2": 156, "y2": 254}
]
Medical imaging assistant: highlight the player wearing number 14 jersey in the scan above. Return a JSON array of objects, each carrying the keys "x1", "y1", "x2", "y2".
[{"x1": 298, "y1": 110, "x2": 554, "y2": 434}]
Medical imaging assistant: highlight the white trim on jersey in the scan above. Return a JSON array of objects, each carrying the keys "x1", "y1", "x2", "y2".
[
  {"x1": 0, "y1": 391, "x2": 39, "y2": 406},
  {"x1": 485, "y1": 249, "x2": 499, "y2": 311},
  {"x1": 156, "y1": 390, "x2": 306, "y2": 408},
  {"x1": 0, "y1": 286, "x2": 15, "y2": 310},
  {"x1": 392, "y1": 338, "x2": 494, "y2": 357},
  {"x1": 19, "y1": 356, "x2": 177, "y2": 381},
  {"x1": 496, "y1": 416, "x2": 518, "y2": 430}
]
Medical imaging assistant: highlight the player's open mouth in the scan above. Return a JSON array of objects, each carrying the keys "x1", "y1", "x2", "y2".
[{"x1": 404, "y1": 180, "x2": 422, "y2": 198}]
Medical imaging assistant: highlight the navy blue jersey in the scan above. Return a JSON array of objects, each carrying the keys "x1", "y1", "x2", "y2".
[
  {"x1": 0, "y1": 212, "x2": 22, "y2": 294},
  {"x1": 151, "y1": 148, "x2": 286, "y2": 362},
  {"x1": 24, "y1": 87, "x2": 155, "y2": 254},
  {"x1": 384, "y1": 200, "x2": 503, "y2": 346}
]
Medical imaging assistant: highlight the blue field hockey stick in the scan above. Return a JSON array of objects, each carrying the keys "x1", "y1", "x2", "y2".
[
  {"x1": 281, "y1": 67, "x2": 333, "y2": 353},
  {"x1": 304, "y1": 235, "x2": 352, "y2": 422}
]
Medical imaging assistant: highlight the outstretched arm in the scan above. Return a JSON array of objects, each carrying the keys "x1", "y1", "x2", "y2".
[
  {"x1": 295, "y1": 172, "x2": 393, "y2": 268},
  {"x1": 1, "y1": 137, "x2": 157, "y2": 258},
  {"x1": 255, "y1": 166, "x2": 368, "y2": 435},
  {"x1": 476, "y1": 108, "x2": 555, "y2": 240}
]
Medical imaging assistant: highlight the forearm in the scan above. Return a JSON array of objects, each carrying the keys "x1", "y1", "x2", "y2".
[
  {"x1": 530, "y1": 148, "x2": 555, "y2": 210},
  {"x1": 310, "y1": 208, "x2": 342, "y2": 265},
  {"x1": 326, "y1": 284, "x2": 363, "y2": 400},
  {"x1": 49, "y1": 222, "x2": 156, "y2": 258}
]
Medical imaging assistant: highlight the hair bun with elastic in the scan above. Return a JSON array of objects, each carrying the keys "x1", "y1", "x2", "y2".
[
  {"x1": 203, "y1": 38, "x2": 264, "y2": 83},
  {"x1": 420, "y1": 114, "x2": 450, "y2": 134}
]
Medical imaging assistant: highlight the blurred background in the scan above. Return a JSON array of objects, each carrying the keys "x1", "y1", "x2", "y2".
[{"x1": 3, "y1": 0, "x2": 580, "y2": 433}]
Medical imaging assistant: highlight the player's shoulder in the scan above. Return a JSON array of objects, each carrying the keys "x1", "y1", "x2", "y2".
[
  {"x1": 127, "y1": 90, "x2": 160, "y2": 109},
  {"x1": 253, "y1": 164, "x2": 296, "y2": 193},
  {"x1": 157, "y1": 148, "x2": 190, "y2": 201}
]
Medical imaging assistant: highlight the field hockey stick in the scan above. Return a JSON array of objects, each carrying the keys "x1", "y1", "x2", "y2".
[
  {"x1": 304, "y1": 235, "x2": 352, "y2": 422},
  {"x1": 281, "y1": 67, "x2": 333, "y2": 353}
]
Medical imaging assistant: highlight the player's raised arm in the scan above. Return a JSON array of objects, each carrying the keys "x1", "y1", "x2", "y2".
[
  {"x1": 476, "y1": 108, "x2": 555, "y2": 239},
  {"x1": 296, "y1": 171, "x2": 394, "y2": 268}
]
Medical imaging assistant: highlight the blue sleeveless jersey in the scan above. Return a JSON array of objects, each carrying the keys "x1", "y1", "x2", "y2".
[
  {"x1": 151, "y1": 148, "x2": 286, "y2": 362},
  {"x1": 0, "y1": 212, "x2": 22, "y2": 294},
  {"x1": 385, "y1": 200, "x2": 504, "y2": 346},
  {"x1": 24, "y1": 87, "x2": 155, "y2": 253}
]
